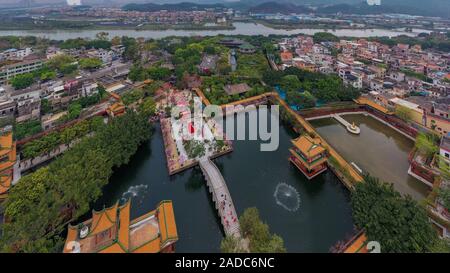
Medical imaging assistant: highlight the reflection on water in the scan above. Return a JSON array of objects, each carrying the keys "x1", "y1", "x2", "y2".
[
  {"x1": 274, "y1": 183, "x2": 301, "y2": 212},
  {"x1": 311, "y1": 114, "x2": 429, "y2": 200},
  {"x1": 185, "y1": 169, "x2": 204, "y2": 192}
]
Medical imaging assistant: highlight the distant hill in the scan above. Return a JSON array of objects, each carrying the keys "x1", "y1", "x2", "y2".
[
  {"x1": 122, "y1": 2, "x2": 226, "y2": 12},
  {"x1": 316, "y1": 2, "x2": 449, "y2": 18},
  {"x1": 247, "y1": 2, "x2": 312, "y2": 14}
]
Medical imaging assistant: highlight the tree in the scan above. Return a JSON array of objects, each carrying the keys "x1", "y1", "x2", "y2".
[
  {"x1": 86, "y1": 40, "x2": 112, "y2": 50},
  {"x1": 415, "y1": 132, "x2": 439, "y2": 159},
  {"x1": 60, "y1": 64, "x2": 78, "y2": 75},
  {"x1": 122, "y1": 89, "x2": 144, "y2": 105},
  {"x1": 47, "y1": 54, "x2": 76, "y2": 71},
  {"x1": 220, "y1": 236, "x2": 246, "y2": 253},
  {"x1": 280, "y1": 75, "x2": 301, "y2": 93},
  {"x1": 313, "y1": 32, "x2": 339, "y2": 43},
  {"x1": 395, "y1": 105, "x2": 412, "y2": 122},
  {"x1": 287, "y1": 91, "x2": 316, "y2": 109},
  {"x1": 238, "y1": 207, "x2": 286, "y2": 253},
  {"x1": 1, "y1": 112, "x2": 152, "y2": 252},
  {"x1": 39, "y1": 70, "x2": 56, "y2": 81},
  {"x1": 11, "y1": 73, "x2": 34, "y2": 89},
  {"x1": 351, "y1": 175, "x2": 439, "y2": 253},
  {"x1": 139, "y1": 97, "x2": 157, "y2": 118},
  {"x1": 147, "y1": 67, "x2": 171, "y2": 81},
  {"x1": 128, "y1": 65, "x2": 146, "y2": 82},
  {"x1": 79, "y1": 58, "x2": 102, "y2": 70},
  {"x1": 122, "y1": 36, "x2": 139, "y2": 61},
  {"x1": 13, "y1": 120, "x2": 42, "y2": 140},
  {"x1": 183, "y1": 140, "x2": 206, "y2": 159},
  {"x1": 95, "y1": 32, "x2": 109, "y2": 41},
  {"x1": 111, "y1": 36, "x2": 122, "y2": 46}
]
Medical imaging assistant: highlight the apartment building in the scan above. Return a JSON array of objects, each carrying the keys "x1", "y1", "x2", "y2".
[{"x1": 0, "y1": 58, "x2": 44, "y2": 86}]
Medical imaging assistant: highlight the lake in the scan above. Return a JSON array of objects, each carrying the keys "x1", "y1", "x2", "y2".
[
  {"x1": 0, "y1": 22, "x2": 423, "y2": 40},
  {"x1": 93, "y1": 111, "x2": 355, "y2": 252}
]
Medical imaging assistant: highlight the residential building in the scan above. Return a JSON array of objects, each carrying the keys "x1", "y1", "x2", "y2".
[{"x1": 0, "y1": 58, "x2": 44, "y2": 85}]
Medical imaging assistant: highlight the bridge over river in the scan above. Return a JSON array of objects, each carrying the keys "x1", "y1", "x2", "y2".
[{"x1": 199, "y1": 157, "x2": 241, "y2": 238}]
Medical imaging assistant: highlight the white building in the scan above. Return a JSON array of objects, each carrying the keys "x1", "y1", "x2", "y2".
[
  {"x1": 440, "y1": 136, "x2": 450, "y2": 164},
  {"x1": 0, "y1": 59, "x2": 44, "y2": 86},
  {"x1": 0, "y1": 48, "x2": 33, "y2": 61}
]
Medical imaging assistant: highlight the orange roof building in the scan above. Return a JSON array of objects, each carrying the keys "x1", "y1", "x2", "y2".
[
  {"x1": 280, "y1": 51, "x2": 293, "y2": 63},
  {"x1": 342, "y1": 232, "x2": 369, "y2": 253},
  {"x1": 0, "y1": 127, "x2": 17, "y2": 200},
  {"x1": 106, "y1": 101, "x2": 126, "y2": 118},
  {"x1": 289, "y1": 135, "x2": 328, "y2": 179},
  {"x1": 63, "y1": 200, "x2": 178, "y2": 253}
]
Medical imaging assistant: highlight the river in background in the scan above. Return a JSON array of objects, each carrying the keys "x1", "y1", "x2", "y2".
[
  {"x1": 0, "y1": 22, "x2": 424, "y2": 40},
  {"x1": 310, "y1": 114, "x2": 429, "y2": 200},
  {"x1": 93, "y1": 111, "x2": 355, "y2": 253}
]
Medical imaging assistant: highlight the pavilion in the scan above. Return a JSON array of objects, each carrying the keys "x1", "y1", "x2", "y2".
[
  {"x1": 63, "y1": 200, "x2": 178, "y2": 253},
  {"x1": 289, "y1": 135, "x2": 328, "y2": 179}
]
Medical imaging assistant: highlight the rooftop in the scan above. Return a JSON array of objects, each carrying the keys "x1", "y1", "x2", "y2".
[
  {"x1": 292, "y1": 135, "x2": 326, "y2": 158},
  {"x1": 64, "y1": 200, "x2": 178, "y2": 253},
  {"x1": 223, "y1": 83, "x2": 251, "y2": 96}
]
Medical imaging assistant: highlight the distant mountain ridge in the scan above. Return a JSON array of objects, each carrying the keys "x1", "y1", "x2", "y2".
[
  {"x1": 2, "y1": 0, "x2": 449, "y2": 18},
  {"x1": 315, "y1": 1, "x2": 449, "y2": 18}
]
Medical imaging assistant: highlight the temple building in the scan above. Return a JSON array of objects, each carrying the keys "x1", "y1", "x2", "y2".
[
  {"x1": 0, "y1": 126, "x2": 17, "y2": 200},
  {"x1": 106, "y1": 101, "x2": 126, "y2": 118},
  {"x1": 289, "y1": 135, "x2": 328, "y2": 179},
  {"x1": 64, "y1": 200, "x2": 178, "y2": 253}
]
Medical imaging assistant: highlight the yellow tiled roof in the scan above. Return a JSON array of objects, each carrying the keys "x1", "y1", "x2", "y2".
[
  {"x1": 292, "y1": 135, "x2": 326, "y2": 158},
  {"x1": 90, "y1": 202, "x2": 118, "y2": 236},
  {"x1": 118, "y1": 200, "x2": 131, "y2": 250},
  {"x1": 158, "y1": 200, "x2": 178, "y2": 244}
]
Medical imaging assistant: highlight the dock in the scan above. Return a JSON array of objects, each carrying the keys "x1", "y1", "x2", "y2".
[{"x1": 331, "y1": 114, "x2": 361, "y2": 134}]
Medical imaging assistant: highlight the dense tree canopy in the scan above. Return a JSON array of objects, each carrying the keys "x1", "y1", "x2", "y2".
[
  {"x1": 351, "y1": 175, "x2": 441, "y2": 253},
  {"x1": 21, "y1": 117, "x2": 103, "y2": 160},
  {"x1": 221, "y1": 207, "x2": 286, "y2": 253},
  {"x1": 264, "y1": 67, "x2": 360, "y2": 104},
  {"x1": 1, "y1": 112, "x2": 152, "y2": 252},
  {"x1": 415, "y1": 132, "x2": 439, "y2": 159},
  {"x1": 313, "y1": 32, "x2": 339, "y2": 44},
  {"x1": 79, "y1": 58, "x2": 102, "y2": 70},
  {"x1": 47, "y1": 54, "x2": 78, "y2": 76},
  {"x1": 11, "y1": 73, "x2": 34, "y2": 89},
  {"x1": 13, "y1": 120, "x2": 43, "y2": 140}
]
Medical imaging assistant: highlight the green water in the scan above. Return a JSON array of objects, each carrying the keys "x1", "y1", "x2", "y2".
[
  {"x1": 310, "y1": 114, "x2": 429, "y2": 200},
  {"x1": 94, "y1": 111, "x2": 354, "y2": 252}
]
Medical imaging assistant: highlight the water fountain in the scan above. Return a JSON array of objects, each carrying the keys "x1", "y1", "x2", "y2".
[
  {"x1": 274, "y1": 183, "x2": 301, "y2": 212},
  {"x1": 120, "y1": 184, "x2": 149, "y2": 204}
]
